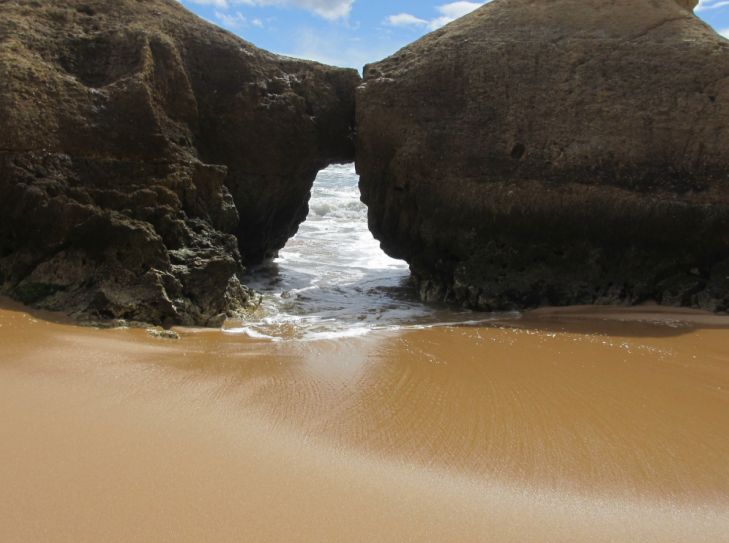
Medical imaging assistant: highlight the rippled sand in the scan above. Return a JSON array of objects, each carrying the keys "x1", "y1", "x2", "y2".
[{"x1": 1, "y1": 300, "x2": 728, "y2": 542}]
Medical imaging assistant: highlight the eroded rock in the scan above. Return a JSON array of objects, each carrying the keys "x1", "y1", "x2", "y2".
[
  {"x1": 0, "y1": 0, "x2": 359, "y2": 325},
  {"x1": 356, "y1": 0, "x2": 729, "y2": 312}
]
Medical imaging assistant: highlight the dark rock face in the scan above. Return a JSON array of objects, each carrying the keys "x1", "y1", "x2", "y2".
[
  {"x1": 0, "y1": 0, "x2": 359, "y2": 325},
  {"x1": 357, "y1": 0, "x2": 729, "y2": 312}
]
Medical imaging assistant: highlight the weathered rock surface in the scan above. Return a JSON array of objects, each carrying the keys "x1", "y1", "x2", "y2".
[
  {"x1": 0, "y1": 0, "x2": 359, "y2": 325},
  {"x1": 357, "y1": 0, "x2": 729, "y2": 312}
]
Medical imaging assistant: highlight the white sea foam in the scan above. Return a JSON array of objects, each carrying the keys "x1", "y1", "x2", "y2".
[{"x1": 237, "y1": 164, "x2": 494, "y2": 341}]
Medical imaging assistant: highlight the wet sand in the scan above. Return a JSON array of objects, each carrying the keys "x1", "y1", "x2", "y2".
[{"x1": 1, "y1": 300, "x2": 728, "y2": 542}]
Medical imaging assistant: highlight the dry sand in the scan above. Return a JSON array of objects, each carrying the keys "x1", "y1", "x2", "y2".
[{"x1": 1, "y1": 299, "x2": 728, "y2": 542}]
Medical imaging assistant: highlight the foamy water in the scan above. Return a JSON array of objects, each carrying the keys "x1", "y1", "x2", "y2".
[{"x1": 235, "y1": 164, "x2": 501, "y2": 340}]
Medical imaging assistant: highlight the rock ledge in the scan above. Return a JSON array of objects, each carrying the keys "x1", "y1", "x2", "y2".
[
  {"x1": 0, "y1": 0, "x2": 359, "y2": 325},
  {"x1": 356, "y1": 0, "x2": 729, "y2": 312}
]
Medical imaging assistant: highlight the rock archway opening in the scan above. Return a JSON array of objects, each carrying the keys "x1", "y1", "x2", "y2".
[{"x1": 238, "y1": 164, "x2": 430, "y2": 340}]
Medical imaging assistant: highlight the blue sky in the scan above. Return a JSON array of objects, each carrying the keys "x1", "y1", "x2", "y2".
[{"x1": 177, "y1": 0, "x2": 729, "y2": 68}]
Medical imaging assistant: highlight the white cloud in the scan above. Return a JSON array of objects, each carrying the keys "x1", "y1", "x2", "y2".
[
  {"x1": 215, "y1": 10, "x2": 249, "y2": 28},
  {"x1": 238, "y1": 0, "x2": 353, "y2": 20},
  {"x1": 297, "y1": 0, "x2": 354, "y2": 19},
  {"x1": 183, "y1": 0, "x2": 231, "y2": 6},
  {"x1": 386, "y1": 13, "x2": 429, "y2": 27},
  {"x1": 721, "y1": 27, "x2": 729, "y2": 38},
  {"x1": 385, "y1": 1, "x2": 489, "y2": 31},
  {"x1": 696, "y1": 0, "x2": 729, "y2": 11},
  {"x1": 437, "y1": 1, "x2": 485, "y2": 19},
  {"x1": 180, "y1": 0, "x2": 353, "y2": 20}
]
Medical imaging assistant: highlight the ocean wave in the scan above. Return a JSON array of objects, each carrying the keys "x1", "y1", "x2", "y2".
[{"x1": 241, "y1": 164, "x2": 493, "y2": 341}]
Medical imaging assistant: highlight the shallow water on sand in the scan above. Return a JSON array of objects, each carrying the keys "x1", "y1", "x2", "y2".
[
  {"x1": 1, "y1": 304, "x2": 729, "y2": 542},
  {"x1": 2, "y1": 167, "x2": 729, "y2": 541}
]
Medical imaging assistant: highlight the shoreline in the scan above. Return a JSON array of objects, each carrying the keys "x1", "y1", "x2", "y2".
[{"x1": 6, "y1": 293, "x2": 729, "y2": 335}]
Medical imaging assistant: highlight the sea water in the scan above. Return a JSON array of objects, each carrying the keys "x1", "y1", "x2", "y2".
[{"x1": 231, "y1": 164, "x2": 501, "y2": 340}]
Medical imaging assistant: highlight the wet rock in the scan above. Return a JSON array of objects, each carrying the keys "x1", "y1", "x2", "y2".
[
  {"x1": 356, "y1": 0, "x2": 729, "y2": 313},
  {"x1": 0, "y1": 0, "x2": 359, "y2": 325},
  {"x1": 146, "y1": 328, "x2": 180, "y2": 340}
]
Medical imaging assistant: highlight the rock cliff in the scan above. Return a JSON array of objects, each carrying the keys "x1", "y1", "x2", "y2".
[
  {"x1": 0, "y1": 0, "x2": 359, "y2": 325},
  {"x1": 356, "y1": 0, "x2": 729, "y2": 312}
]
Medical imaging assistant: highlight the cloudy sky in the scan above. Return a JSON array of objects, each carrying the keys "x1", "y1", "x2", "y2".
[{"x1": 177, "y1": 0, "x2": 729, "y2": 68}]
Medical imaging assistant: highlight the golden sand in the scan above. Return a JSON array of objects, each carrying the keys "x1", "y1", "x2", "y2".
[{"x1": 1, "y1": 300, "x2": 728, "y2": 542}]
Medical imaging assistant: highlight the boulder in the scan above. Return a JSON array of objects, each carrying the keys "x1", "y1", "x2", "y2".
[
  {"x1": 356, "y1": 0, "x2": 729, "y2": 312},
  {"x1": 0, "y1": 0, "x2": 359, "y2": 325}
]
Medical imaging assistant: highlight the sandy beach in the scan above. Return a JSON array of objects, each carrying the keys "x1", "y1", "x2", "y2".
[
  {"x1": 1, "y1": 299, "x2": 728, "y2": 542},
  {"x1": 3, "y1": 1, "x2": 729, "y2": 541}
]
